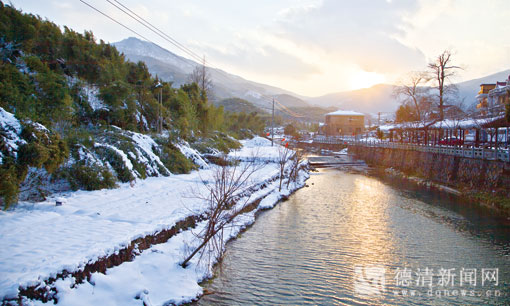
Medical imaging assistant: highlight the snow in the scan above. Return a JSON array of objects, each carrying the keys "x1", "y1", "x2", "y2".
[
  {"x1": 229, "y1": 137, "x2": 282, "y2": 162},
  {"x1": 240, "y1": 136, "x2": 272, "y2": 147},
  {"x1": 429, "y1": 117, "x2": 503, "y2": 129},
  {"x1": 0, "y1": 107, "x2": 26, "y2": 158},
  {"x1": 0, "y1": 138, "x2": 309, "y2": 304},
  {"x1": 127, "y1": 132, "x2": 165, "y2": 168},
  {"x1": 26, "y1": 164, "x2": 308, "y2": 306},
  {"x1": 135, "y1": 110, "x2": 149, "y2": 130},
  {"x1": 83, "y1": 86, "x2": 108, "y2": 111},
  {"x1": 113, "y1": 37, "x2": 196, "y2": 74},
  {"x1": 94, "y1": 143, "x2": 134, "y2": 171},
  {"x1": 326, "y1": 110, "x2": 364, "y2": 116},
  {"x1": 175, "y1": 141, "x2": 209, "y2": 169},
  {"x1": 244, "y1": 90, "x2": 262, "y2": 99},
  {"x1": 333, "y1": 148, "x2": 349, "y2": 155},
  {"x1": 380, "y1": 116, "x2": 506, "y2": 131}
]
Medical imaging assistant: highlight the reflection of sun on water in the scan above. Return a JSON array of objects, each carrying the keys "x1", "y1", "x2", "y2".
[
  {"x1": 342, "y1": 176, "x2": 398, "y2": 301},
  {"x1": 346, "y1": 177, "x2": 395, "y2": 262}
]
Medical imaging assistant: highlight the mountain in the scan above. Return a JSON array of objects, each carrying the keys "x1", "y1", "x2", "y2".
[
  {"x1": 113, "y1": 37, "x2": 310, "y2": 110},
  {"x1": 215, "y1": 98, "x2": 266, "y2": 114},
  {"x1": 307, "y1": 69, "x2": 510, "y2": 115},
  {"x1": 307, "y1": 84, "x2": 397, "y2": 114},
  {"x1": 273, "y1": 94, "x2": 310, "y2": 108},
  {"x1": 115, "y1": 38, "x2": 509, "y2": 118}
]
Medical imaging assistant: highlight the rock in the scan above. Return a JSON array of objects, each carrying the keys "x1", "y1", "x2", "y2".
[{"x1": 55, "y1": 197, "x2": 67, "y2": 206}]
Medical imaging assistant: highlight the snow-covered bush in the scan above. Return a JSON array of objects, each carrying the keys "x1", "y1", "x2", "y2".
[{"x1": 0, "y1": 108, "x2": 69, "y2": 208}]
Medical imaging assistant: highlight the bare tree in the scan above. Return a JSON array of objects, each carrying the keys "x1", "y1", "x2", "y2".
[
  {"x1": 286, "y1": 148, "x2": 304, "y2": 189},
  {"x1": 181, "y1": 155, "x2": 261, "y2": 268},
  {"x1": 188, "y1": 56, "x2": 213, "y2": 98},
  {"x1": 277, "y1": 144, "x2": 292, "y2": 191},
  {"x1": 427, "y1": 50, "x2": 462, "y2": 120},
  {"x1": 393, "y1": 72, "x2": 431, "y2": 122}
]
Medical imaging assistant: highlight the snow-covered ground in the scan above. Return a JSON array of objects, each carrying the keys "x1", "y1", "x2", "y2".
[{"x1": 0, "y1": 137, "x2": 309, "y2": 305}]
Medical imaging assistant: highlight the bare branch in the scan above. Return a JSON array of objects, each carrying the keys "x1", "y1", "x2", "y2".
[{"x1": 181, "y1": 152, "x2": 261, "y2": 268}]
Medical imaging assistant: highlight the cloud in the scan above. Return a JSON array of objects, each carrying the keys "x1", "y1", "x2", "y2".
[
  {"x1": 274, "y1": 0, "x2": 427, "y2": 74},
  {"x1": 191, "y1": 39, "x2": 320, "y2": 79}
]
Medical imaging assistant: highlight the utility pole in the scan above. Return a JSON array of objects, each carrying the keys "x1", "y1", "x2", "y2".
[
  {"x1": 155, "y1": 81, "x2": 163, "y2": 133},
  {"x1": 271, "y1": 97, "x2": 275, "y2": 146},
  {"x1": 159, "y1": 86, "x2": 163, "y2": 133}
]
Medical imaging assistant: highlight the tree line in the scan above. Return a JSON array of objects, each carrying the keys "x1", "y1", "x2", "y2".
[{"x1": 0, "y1": 2, "x2": 266, "y2": 208}]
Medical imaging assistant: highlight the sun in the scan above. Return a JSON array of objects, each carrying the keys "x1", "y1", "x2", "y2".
[{"x1": 350, "y1": 70, "x2": 386, "y2": 90}]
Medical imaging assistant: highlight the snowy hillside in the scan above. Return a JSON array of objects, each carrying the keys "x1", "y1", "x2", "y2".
[
  {"x1": 0, "y1": 106, "x2": 209, "y2": 204},
  {"x1": 113, "y1": 37, "x2": 307, "y2": 107},
  {"x1": 114, "y1": 37, "x2": 196, "y2": 73},
  {"x1": 0, "y1": 137, "x2": 309, "y2": 305}
]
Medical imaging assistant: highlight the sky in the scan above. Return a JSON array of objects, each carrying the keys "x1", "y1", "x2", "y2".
[{"x1": 11, "y1": 0, "x2": 510, "y2": 97}]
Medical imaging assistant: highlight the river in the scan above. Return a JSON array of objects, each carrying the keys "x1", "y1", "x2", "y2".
[{"x1": 197, "y1": 166, "x2": 510, "y2": 305}]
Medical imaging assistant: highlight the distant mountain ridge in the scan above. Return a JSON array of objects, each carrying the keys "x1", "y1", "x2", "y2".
[
  {"x1": 307, "y1": 70, "x2": 510, "y2": 115},
  {"x1": 113, "y1": 37, "x2": 310, "y2": 111},
  {"x1": 114, "y1": 37, "x2": 509, "y2": 117},
  {"x1": 307, "y1": 84, "x2": 397, "y2": 115}
]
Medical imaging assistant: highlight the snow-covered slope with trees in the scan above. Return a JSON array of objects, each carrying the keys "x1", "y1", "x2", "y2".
[{"x1": 0, "y1": 138, "x2": 309, "y2": 305}]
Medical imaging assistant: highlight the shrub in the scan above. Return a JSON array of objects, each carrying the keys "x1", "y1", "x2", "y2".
[
  {"x1": 0, "y1": 164, "x2": 20, "y2": 209},
  {"x1": 94, "y1": 146, "x2": 134, "y2": 183},
  {"x1": 191, "y1": 132, "x2": 241, "y2": 154},
  {"x1": 160, "y1": 142, "x2": 195, "y2": 174},
  {"x1": 61, "y1": 163, "x2": 116, "y2": 191}
]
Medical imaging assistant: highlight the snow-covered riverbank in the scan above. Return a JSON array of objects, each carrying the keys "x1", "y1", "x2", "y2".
[{"x1": 0, "y1": 137, "x2": 309, "y2": 305}]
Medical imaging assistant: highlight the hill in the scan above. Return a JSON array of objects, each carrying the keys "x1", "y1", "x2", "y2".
[
  {"x1": 0, "y1": 4, "x2": 265, "y2": 208},
  {"x1": 215, "y1": 98, "x2": 266, "y2": 114},
  {"x1": 308, "y1": 70, "x2": 510, "y2": 116},
  {"x1": 274, "y1": 94, "x2": 310, "y2": 108},
  {"x1": 114, "y1": 37, "x2": 309, "y2": 109}
]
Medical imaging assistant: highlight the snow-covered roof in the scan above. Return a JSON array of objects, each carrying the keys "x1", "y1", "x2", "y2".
[
  {"x1": 378, "y1": 124, "x2": 397, "y2": 131},
  {"x1": 326, "y1": 110, "x2": 364, "y2": 116},
  {"x1": 385, "y1": 116, "x2": 506, "y2": 131}
]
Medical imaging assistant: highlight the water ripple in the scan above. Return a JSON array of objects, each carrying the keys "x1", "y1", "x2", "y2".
[{"x1": 198, "y1": 168, "x2": 510, "y2": 305}]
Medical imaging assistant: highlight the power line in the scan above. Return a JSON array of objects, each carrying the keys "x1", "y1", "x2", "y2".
[
  {"x1": 78, "y1": 0, "x2": 192, "y2": 69},
  {"x1": 106, "y1": 0, "x2": 304, "y2": 118},
  {"x1": 78, "y1": 0, "x2": 153, "y2": 44},
  {"x1": 106, "y1": 0, "x2": 205, "y2": 64},
  {"x1": 81, "y1": 0, "x2": 305, "y2": 118},
  {"x1": 106, "y1": 0, "x2": 305, "y2": 118}
]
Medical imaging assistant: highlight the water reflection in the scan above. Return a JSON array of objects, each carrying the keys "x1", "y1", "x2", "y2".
[{"x1": 197, "y1": 168, "x2": 510, "y2": 305}]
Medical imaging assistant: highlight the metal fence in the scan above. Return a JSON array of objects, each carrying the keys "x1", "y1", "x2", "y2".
[{"x1": 350, "y1": 140, "x2": 510, "y2": 163}]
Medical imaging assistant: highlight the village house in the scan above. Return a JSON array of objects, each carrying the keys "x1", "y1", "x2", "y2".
[
  {"x1": 320, "y1": 110, "x2": 364, "y2": 136},
  {"x1": 476, "y1": 75, "x2": 510, "y2": 116}
]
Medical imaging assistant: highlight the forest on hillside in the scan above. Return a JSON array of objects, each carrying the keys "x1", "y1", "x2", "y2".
[{"x1": 0, "y1": 2, "x2": 266, "y2": 208}]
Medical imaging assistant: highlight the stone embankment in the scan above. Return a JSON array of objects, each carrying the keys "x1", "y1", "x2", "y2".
[{"x1": 349, "y1": 145, "x2": 510, "y2": 214}]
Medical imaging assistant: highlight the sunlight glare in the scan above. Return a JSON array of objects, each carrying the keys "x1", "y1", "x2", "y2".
[{"x1": 349, "y1": 70, "x2": 386, "y2": 90}]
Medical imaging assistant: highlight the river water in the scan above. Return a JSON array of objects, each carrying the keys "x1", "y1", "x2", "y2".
[{"x1": 197, "y1": 167, "x2": 510, "y2": 305}]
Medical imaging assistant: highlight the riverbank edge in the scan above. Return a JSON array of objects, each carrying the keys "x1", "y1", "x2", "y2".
[
  {"x1": 348, "y1": 145, "x2": 510, "y2": 216},
  {"x1": 188, "y1": 166, "x2": 311, "y2": 305},
  {"x1": 380, "y1": 166, "x2": 510, "y2": 216},
  {"x1": 5, "y1": 165, "x2": 310, "y2": 305}
]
